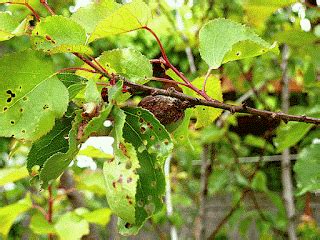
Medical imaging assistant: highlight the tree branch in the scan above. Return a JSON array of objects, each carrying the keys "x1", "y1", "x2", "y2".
[{"x1": 125, "y1": 80, "x2": 320, "y2": 125}]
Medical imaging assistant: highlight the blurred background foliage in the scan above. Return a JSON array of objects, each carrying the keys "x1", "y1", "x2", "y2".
[{"x1": 0, "y1": 0, "x2": 319, "y2": 239}]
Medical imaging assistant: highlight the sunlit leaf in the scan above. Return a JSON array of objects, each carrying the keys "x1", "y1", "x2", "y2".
[
  {"x1": 71, "y1": 0, "x2": 120, "y2": 34},
  {"x1": 32, "y1": 15, "x2": 92, "y2": 54},
  {"x1": 98, "y1": 48, "x2": 152, "y2": 83},
  {"x1": 0, "y1": 50, "x2": 69, "y2": 141},
  {"x1": 0, "y1": 12, "x2": 18, "y2": 41},
  {"x1": 244, "y1": 0, "x2": 297, "y2": 28},
  {"x1": 187, "y1": 75, "x2": 223, "y2": 128},
  {"x1": 30, "y1": 213, "x2": 56, "y2": 235},
  {"x1": 0, "y1": 196, "x2": 32, "y2": 238},
  {"x1": 54, "y1": 212, "x2": 89, "y2": 240},
  {"x1": 89, "y1": 0, "x2": 152, "y2": 42},
  {"x1": 118, "y1": 107, "x2": 173, "y2": 235},
  {"x1": 0, "y1": 166, "x2": 29, "y2": 186},
  {"x1": 199, "y1": 18, "x2": 278, "y2": 69},
  {"x1": 81, "y1": 208, "x2": 112, "y2": 226}
]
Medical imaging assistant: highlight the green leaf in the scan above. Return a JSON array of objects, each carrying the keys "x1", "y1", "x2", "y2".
[
  {"x1": 71, "y1": 0, "x2": 120, "y2": 34},
  {"x1": 187, "y1": 76, "x2": 223, "y2": 128},
  {"x1": 273, "y1": 30, "x2": 318, "y2": 47},
  {"x1": 274, "y1": 122, "x2": 313, "y2": 153},
  {"x1": 81, "y1": 208, "x2": 112, "y2": 226},
  {"x1": 58, "y1": 73, "x2": 88, "y2": 100},
  {"x1": 77, "y1": 170, "x2": 106, "y2": 196},
  {"x1": 199, "y1": 18, "x2": 278, "y2": 69},
  {"x1": 0, "y1": 166, "x2": 29, "y2": 186},
  {"x1": 30, "y1": 213, "x2": 56, "y2": 235},
  {"x1": 244, "y1": 134, "x2": 274, "y2": 152},
  {"x1": 85, "y1": 79, "x2": 101, "y2": 103},
  {"x1": 0, "y1": 196, "x2": 32, "y2": 238},
  {"x1": 54, "y1": 212, "x2": 89, "y2": 240},
  {"x1": 119, "y1": 107, "x2": 173, "y2": 235},
  {"x1": 172, "y1": 108, "x2": 193, "y2": 149},
  {"x1": 39, "y1": 113, "x2": 81, "y2": 187},
  {"x1": 32, "y1": 16, "x2": 92, "y2": 54},
  {"x1": 98, "y1": 48, "x2": 152, "y2": 83},
  {"x1": 251, "y1": 171, "x2": 268, "y2": 192},
  {"x1": 0, "y1": 50, "x2": 69, "y2": 141},
  {"x1": 0, "y1": 12, "x2": 19, "y2": 41},
  {"x1": 104, "y1": 107, "x2": 140, "y2": 224},
  {"x1": 78, "y1": 146, "x2": 113, "y2": 159},
  {"x1": 244, "y1": 0, "x2": 296, "y2": 28},
  {"x1": 27, "y1": 116, "x2": 73, "y2": 173},
  {"x1": 294, "y1": 142, "x2": 320, "y2": 195},
  {"x1": 89, "y1": 0, "x2": 152, "y2": 42}
]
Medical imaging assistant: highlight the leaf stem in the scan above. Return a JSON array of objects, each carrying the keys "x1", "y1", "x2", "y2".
[
  {"x1": 2, "y1": 2, "x2": 41, "y2": 21},
  {"x1": 150, "y1": 77, "x2": 190, "y2": 87},
  {"x1": 56, "y1": 67, "x2": 97, "y2": 74},
  {"x1": 40, "y1": 0, "x2": 55, "y2": 15},
  {"x1": 142, "y1": 26, "x2": 211, "y2": 100}
]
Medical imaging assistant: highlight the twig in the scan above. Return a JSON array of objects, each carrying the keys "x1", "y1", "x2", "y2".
[
  {"x1": 280, "y1": 44, "x2": 297, "y2": 240},
  {"x1": 150, "y1": 77, "x2": 190, "y2": 87},
  {"x1": 125, "y1": 80, "x2": 320, "y2": 125},
  {"x1": 1, "y1": 2, "x2": 41, "y2": 21},
  {"x1": 143, "y1": 26, "x2": 211, "y2": 100},
  {"x1": 40, "y1": 0, "x2": 55, "y2": 15},
  {"x1": 56, "y1": 67, "x2": 97, "y2": 74}
]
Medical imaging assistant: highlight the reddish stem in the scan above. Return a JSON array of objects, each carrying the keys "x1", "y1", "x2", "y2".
[
  {"x1": 47, "y1": 185, "x2": 53, "y2": 223},
  {"x1": 2, "y1": 2, "x2": 41, "y2": 21},
  {"x1": 32, "y1": 204, "x2": 47, "y2": 218},
  {"x1": 56, "y1": 67, "x2": 97, "y2": 74},
  {"x1": 143, "y1": 26, "x2": 211, "y2": 100},
  {"x1": 151, "y1": 77, "x2": 189, "y2": 87},
  {"x1": 40, "y1": 0, "x2": 55, "y2": 15}
]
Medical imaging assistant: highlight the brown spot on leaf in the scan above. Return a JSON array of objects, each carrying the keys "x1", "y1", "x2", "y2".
[{"x1": 127, "y1": 177, "x2": 133, "y2": 183}]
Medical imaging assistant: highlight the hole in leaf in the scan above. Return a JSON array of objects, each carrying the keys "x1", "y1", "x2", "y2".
[
  {"x1": 125, "y1": 223, "x2": 132, "y2": 229},
  {"x1": 147, "y1": 122, "x2": 153, "y2": 129},
  {"x1": 140, "y1": 126, "x2": 146, "y2": 133},
  {"x1": 7, "y1": 98, "x2": 12, "y2": 103},
  {"x1": 236, "y1": 52, "x2": 241, "y2": 56},
  {"x1": 137, "y1": 111, "x2": 141, "y2": 116},
  {"x1": 10, "y1": 120, "x2": 15, "y2": 125},
  {"x1": 3, "y1": 107, "x2": 8, "y2": 111},
  {"x1": 43, "y1": 104, "x2": 49, "y2": 110},
  {"x1": 139, "y1": 118, "x2": 144, "y2": 123},
  {"x1": 11, "y1": 134, "x2": 14, "y2": 137},
  {"x1": 20, "y1": 108, "x2": 24, "y2": 112}
]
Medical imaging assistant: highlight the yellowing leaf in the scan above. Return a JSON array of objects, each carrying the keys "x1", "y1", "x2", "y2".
[
  {"x1": 0, "y1": 196, "x2": 32, "y2": 238},
  {"x1": 0, "y1": 166, "x2": 29, "y2": 186},
  {"x1": 188, "y1": 76, "x2": 223, "y2": 128}
]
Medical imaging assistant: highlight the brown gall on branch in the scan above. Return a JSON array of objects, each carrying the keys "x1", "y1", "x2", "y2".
[{"x1": 124, "y1": 80, "x2": 320, "y2": 125}]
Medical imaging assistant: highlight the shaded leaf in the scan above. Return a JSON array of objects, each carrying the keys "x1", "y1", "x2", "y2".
[
  {"x1": 294, "y1": 142, "x2": 320, "y2": 195},
  {"x1": 199, "y1": 18, "x2": 278, "y2": 69},
  {"x1": 58, "y1": 73, "x2": 88, "y2": 100},
  {"x1": 39, "y1": 113, "x2": 81, "y2": 187},
  {"x1": 27, "y1": 116, "x2": 73, "y2": 173},
  {"x1": 0, "y1": 50, "x2": 69, "y2": 141}
]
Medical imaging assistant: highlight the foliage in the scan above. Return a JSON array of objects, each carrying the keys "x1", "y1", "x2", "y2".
[{"x1": 0, "y1": 0, "x2": 319, "y2": 239}]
